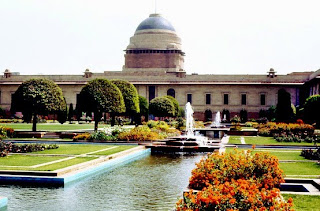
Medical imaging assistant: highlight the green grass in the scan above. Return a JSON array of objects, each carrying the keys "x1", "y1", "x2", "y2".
[
  {"x1": 280, "y1": 162, "x2": 320, "y2": 178},
  {"x1": 0, "y1": 155, "x2": 67, "y2": 166},
  {"x1": 31, "y1": 144, "x2": 115, "y2": 155},
  {"x1": 0, "y1": 144, "x2": 138, "y2": 171},
  {"x1": 244, "y1": 136, "x2": 316, "y2": 146},
  {"x1": 228, "y1": 136, "x2": 241, "y2": 144},
  {"x1": 33, "y1": 157, "x2": 97, "y2": 171},
  {"x1": 0, "y1": 157, "x2": 96, "y2": 171},
  {"x1": 283, "y1": 194, "x2": 320, "y2": 211},
  {"x1": 92, "y1": 145, "x2": 136, "y2": 155},
  {"x1": 0, "y1": 123, "x2": 99, "y2": 131},
  {"x1": 254, "y1": 150, "x2": 305, "y2": 161}
]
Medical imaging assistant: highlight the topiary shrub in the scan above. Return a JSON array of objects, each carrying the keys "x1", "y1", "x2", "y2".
[
  {"x1": 303, "y1": 95, "x2": 320, "y2": 128},
  {"x1": 149, "y1": 96, "x2": 175, "y2": 118}
]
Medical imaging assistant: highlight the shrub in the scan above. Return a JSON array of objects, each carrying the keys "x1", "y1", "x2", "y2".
[
  {"x1": 73, "y1": 133, "x2": 91, "y2": 141},
  {"x1": 0, "y1": 141, "x2": 59, "y2": 156},
  {"x1": 118, "y1": 126, "x2": 160, "y2": 141},
  {"x1": 304, "y1": 95, "x2": 320, "y2": 128},
  {"x1": 177, "y1": 150, "x2": 293, "y2": 211},
  {"x1": 301, "y1": 147, "x2": 320, "y2": 160},
  {"x1": 177, "y1": 179, "x2": 294, "y2": 211},
  {"x1": 89, "y1": 131, "x2": 117, "y2": 142},
  {"x1": 149, "y1": 96, "x2": 175, "y2": 117},
  {"x1": 0, "y1": 126, "x2": 15, "y2": 138},
  {"x1": 189, "y1": 150, "x2": 284, "y2": 191}
]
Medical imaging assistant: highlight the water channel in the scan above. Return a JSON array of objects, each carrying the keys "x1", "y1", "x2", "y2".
[{"x1": 0, "y1": 154, "x2": 203, "y2": 211}]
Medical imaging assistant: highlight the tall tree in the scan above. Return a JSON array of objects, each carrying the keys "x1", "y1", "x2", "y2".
[
  {"x1": 11, "y1": 78, "x2": 66, "y2": 131},
  {"x1": 276, "y1": 89, "x2": 294, "y2": 122},
  {"x1": 111, "y1": 80, "x2": 140, "y2": 123},
  {"x1": 78, "y1": 78, "x2": 125, "y2": 131},
  {"x1": 137, "y1": 95, "x2": 149, "y2": 124},
  {"x1": 303, "y1": 95, "x2": 320, "y2": 127},
  {"x1": 68, "y1": 103, "x2": 74, "y2": 123}
]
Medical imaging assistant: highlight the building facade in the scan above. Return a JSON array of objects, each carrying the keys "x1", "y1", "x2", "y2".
[{"x1": 1, "y1": 14, "x2": 320, "y2": 121}]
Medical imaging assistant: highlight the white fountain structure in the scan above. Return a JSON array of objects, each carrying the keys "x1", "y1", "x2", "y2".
[
  {"x1": 183, "y1": 102, "x2": 208, "y2": 146},
  {"x1": 211, "y1": 111, "x2": 221, "y2": 128}
]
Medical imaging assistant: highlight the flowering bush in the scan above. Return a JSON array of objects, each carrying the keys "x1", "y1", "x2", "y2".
[
  {"x1": 301, "y1": 147, "x2": 320, "y2": 160},
  {"x1": 176, "y1": 150, "x2": 293, "y2": 210},
  {"x1": 254, "y1": 122, "x2": 314, "y2": 137},
  {"x1": 177, "y1": 179, "x2": 294, "y2": 211},
  {"x1": 0, "y1": 126, "x2": 15, "y2": 139},
  {"x1": 0, "y1": 141, "x2": 58, "y2": 157},
  {"x1": 145, "y1": 120, "x2": 181, "y2": 138},
  {"x1": 73, "y1": 133, "x2": 91, "y2": 141},
  {"x1": 189, "y1": 150, "x2": 284, "y2": 190},
  {"x1": 118, "y1": 126, "x2": 160, "y2": 141}
]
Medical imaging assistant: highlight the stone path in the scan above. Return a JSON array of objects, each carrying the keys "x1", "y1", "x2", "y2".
[{"x1": 240, "y1": 136, "x2": 246, "y2": 144}]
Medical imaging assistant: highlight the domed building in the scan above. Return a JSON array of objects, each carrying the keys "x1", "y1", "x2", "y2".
[
  {"x1": 124, "y1": 14, "x2": 185, "y2": 75},
  {"x1": 0, "y1": 14, "x2": 319, "y2": 121}
]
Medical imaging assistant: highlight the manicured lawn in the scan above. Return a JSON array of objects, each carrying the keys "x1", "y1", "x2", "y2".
[
  {"x1": 229, "y1": 136, "x2": 316, "y2": 146},
  {"x1": 0, "y1": 157, "x2": 97, "y2": 171},
  {"x1": 228, "y1": 136, "x2": 241, "y2": 144},
  {"x1": 92, "y1": 145, "x2": 136, "y2": 155},
  {"x1": 31, "y1": 144, "x2": 115, "y2": 155},
  {"x1": 0, "y1": 144, "x2": 138, "y2": 171},
  {"x1": 0, "y1": 123, "x2": 99, "y2": 131},
  {"x1": 33, "y1": 157, "x2": 97, "y2": 171},
  {"x1": 224, "y1": 148, "x2": 320, "y2": 178},
  {"x1": 0, "y1": 155, "x2": 67, "y2": 166},
  {"x1": 280, "y1": 162, "x2": 320, "y2": 178},
  {"x1": 283, "y1": 194, "x2": 320, "y2": 211},
  {"x1": 254, "y1": 150, "x2": 305, "y2": 161}
]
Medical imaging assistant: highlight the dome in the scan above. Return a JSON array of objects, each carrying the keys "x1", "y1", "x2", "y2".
[{"x1": 135, "y1": 14, "x2": 176, "y2": 33}]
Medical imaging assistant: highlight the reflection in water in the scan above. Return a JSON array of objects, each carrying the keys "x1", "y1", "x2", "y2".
[{"x1": 0, "y1": 154, "x2": 203, "y2": 211}]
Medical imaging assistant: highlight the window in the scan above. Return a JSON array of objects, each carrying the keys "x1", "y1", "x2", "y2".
[
  {"x1": 149, "y1": 86, "x2": 155, "y2": 101},
  {"x1": 206, "y1": 94, "x2": 211, "y2": 105},
  {"x1": 260, "y1": 94, "x2": 266, "y2": 105},
  {"x1": 187, "y1": 94, "x2": 192, "y2": 104},
  {"x1": 167, "y1": 88, "x2": 175, "y2": 98},
  {"x1": 223, "y1": 94, "x2": 229, "y2": 105},
  {"x1": 241, "y1": 94, "x2": 247, "y2": 105}
]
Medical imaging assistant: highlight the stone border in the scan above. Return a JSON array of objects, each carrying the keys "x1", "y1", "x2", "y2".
[
  {"x1": 0, "y1": 147, "x2": 150, "y2": 187},
  {"x1": 0, "y1": 197, "x2": 8, "y2": 209}
]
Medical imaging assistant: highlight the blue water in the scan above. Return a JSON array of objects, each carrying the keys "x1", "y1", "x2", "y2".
[{"x1": 0, "y1": 154, "x2": 203, "y2": 211}]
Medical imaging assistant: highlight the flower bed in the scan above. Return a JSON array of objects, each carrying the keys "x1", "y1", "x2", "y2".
[
  {"x1": 176, "y1": 150, "x2": 294, "y2": 210},
  {"x1": 0, "y1": 141, "x2": 58, "y2": 157},
  {"x1": 301, "y1": 147, "x2": 320, "y2": 160}
]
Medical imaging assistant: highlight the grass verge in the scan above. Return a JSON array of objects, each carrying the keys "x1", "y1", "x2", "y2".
[
  {"x1": 282, "y1": 194, "x2": 320, "y2": 211},
  {"x1": 31, "y1": 144, "x2": 115, "y2": 155}
]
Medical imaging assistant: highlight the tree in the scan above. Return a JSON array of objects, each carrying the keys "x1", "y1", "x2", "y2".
[
  {"x1": 303, "y1": 95, "x2": 320, "y2": 128},
  {"x1": 111, "y1": 80, "x2": 139, "y2": 124},
  {"x1": 149, "y1": 96, "x2": 175, "y2": 118},
  {"x1": 11, "y1": 78, "x2": 66, "y2": 131},
  {"x1": 164, "y1": 95, "x2": 179, "y2": 117},
  {"x1": 77, "y1": 78, "x2": 125, "y2": 131},
  {"x1": 68, "y1": 103, "x2": 74, "y2": 123},
  {"x1": 240, "y1": 109, "x2": 248, "y2": 123},
  {"x1": 276, "y1": 89, "x2": 294, "y2": 122},
  {"x1": 136, "y1": 95, "x2": 149, "y2": 124},
  {"x1": 58, "y1": 98, "x2": 67, "y2": 124}
]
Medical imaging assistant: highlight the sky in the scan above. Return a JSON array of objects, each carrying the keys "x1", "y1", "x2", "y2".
[{"x1": 1, "y1": 0, "x2": 320, "y2": 75}]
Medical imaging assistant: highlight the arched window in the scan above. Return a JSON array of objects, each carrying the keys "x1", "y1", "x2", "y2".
[
  {"x1": 205, "y1": 110, "x2": 212, "y2": 122},
  {"x1": 167, "y1": 88, "x2": 175, "y2": 98}
]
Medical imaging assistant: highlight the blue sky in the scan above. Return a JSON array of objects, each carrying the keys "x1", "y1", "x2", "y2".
[{"x1": 1, "y1": 0, "x2": 320, "y2": 75}]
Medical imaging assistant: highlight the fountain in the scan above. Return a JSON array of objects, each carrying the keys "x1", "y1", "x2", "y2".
[
  {"x1": 211, "y1": 111, "x2": 221, "y2": 128},
  {"x1": 146, "y1": 103, "x2": 223, "y2": 153}
]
